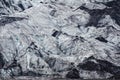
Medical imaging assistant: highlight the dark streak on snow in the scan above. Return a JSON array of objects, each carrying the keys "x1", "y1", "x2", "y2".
[{"x1": 0, "y1": 16, "x2": 27, "y2": 26}]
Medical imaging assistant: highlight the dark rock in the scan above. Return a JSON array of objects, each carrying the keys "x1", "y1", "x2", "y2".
[
  {"x1": 109, "y1": 75, "x2": 120, "y2": 79},
  {"x1": 67, "y1": 62, "x2": 75, "y2": 70},
  {"x1": 77, "y1": 24, "x2": 81, "y2": 28},
  {"x1": 2, "y1": 0, "x2": 10, "y2": 8},
  {"x1": 104, "y1": 0, "x2": 120, "y2": 8},
  {"x1": 4, "y1": 58, "x2": 23, "y2": 77},
  {"x1": 23, "y1": 71, "x2": 42, "y2": 76},
  {"x1": 95, "y1": 36, "x2": 108, "y2": 43},
  {"x1": 77, "y1": 56, "x2": 120, "y2": 76},
  {"x1": 0, "y1": 53, "x2": 5, "y2": 69},
  {"x1": 104, "y1": 0, "x2": 120, "y2": 26},
  {"x1": 27, "y1": 42, "x2": 43, "y2": 57},
  {"x1": 52, "y1": 30, "x2": 61, "y2": 37},
  {"x1": 45, "y1": 57, "x2": 56, "y2": 68},
  {"x1": 50, "y1": 10, "x2": 57, "y2": 16},
  {"x1": 0, "y1": 16, "x2": 25, "y2": 26},
  {"x1": 73, "y1": 36, "x2": 85, "y2": 42},
  {"x1": 66, "y1": 68, "x2": 80, "y2": 79},
  {"x1": 102, "y1": 0, "x2": 120, "y2": 26},
  {"x1": 28, "y1": 42, "x2": 38, "y2": 50},
  {"x1": 18, "y1": 3, "x2": 25, "y2": 11},
  {"x1": 78, "y1": 0, "x2": 120, "y2": 27},
  {"x1": 79, "y1": 6, "x2": 106, "y2": 27},
  {"x1": 77, "y1": 60, "x2": 100, "y2": 71}
]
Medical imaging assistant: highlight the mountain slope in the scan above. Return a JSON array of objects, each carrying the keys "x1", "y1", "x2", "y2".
[{"x1": 0, "y1": 0, "x2": 120, "y2": 79}]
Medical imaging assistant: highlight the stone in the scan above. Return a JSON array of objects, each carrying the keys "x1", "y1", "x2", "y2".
[{"x1": 66, "y1": 68, "x2": 80, "y2": 79}]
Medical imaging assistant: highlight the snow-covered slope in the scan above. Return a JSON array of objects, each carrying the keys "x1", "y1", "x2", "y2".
[{"x1": 0, "y1": 0, "x2": 120, "y2": 79}]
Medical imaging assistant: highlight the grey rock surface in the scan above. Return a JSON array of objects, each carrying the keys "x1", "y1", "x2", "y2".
[{"x1": 0, "y1": 0, "x2": 120, "y2": 79}]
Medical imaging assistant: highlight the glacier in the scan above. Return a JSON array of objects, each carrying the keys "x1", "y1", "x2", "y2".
[{"x1": 0, "y1": 0, "x2": 120, "y2": 79}]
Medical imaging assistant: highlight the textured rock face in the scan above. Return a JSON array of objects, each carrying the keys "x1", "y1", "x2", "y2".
[
  {"x1": 0, "y1": 0, "x2": 120, "y2": 79},
  {"x1": 0, "y1": 0, "x2": 33, "y2": 15}
]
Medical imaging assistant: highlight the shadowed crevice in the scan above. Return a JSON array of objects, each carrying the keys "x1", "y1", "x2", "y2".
[{"x1": 0, "y1": 53, "x2": 5, "y2": 69}]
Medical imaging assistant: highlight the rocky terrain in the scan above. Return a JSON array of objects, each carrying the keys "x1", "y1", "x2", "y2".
[{"x1": 0, "y1": 0, "x2": 120, "y2": 79}]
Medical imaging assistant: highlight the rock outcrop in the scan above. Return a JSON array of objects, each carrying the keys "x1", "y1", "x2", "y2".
[{"x1": 0, "y1": 0, "x2": 120, "y2": 79}]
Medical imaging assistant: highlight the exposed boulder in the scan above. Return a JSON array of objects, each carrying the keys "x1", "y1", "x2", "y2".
[
  {"x1": 77, "y1": 56, "x2": 120, "y2": 79},
  {"x1": 66, "y1": 68, "x2": 80, "y2": 79}
]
